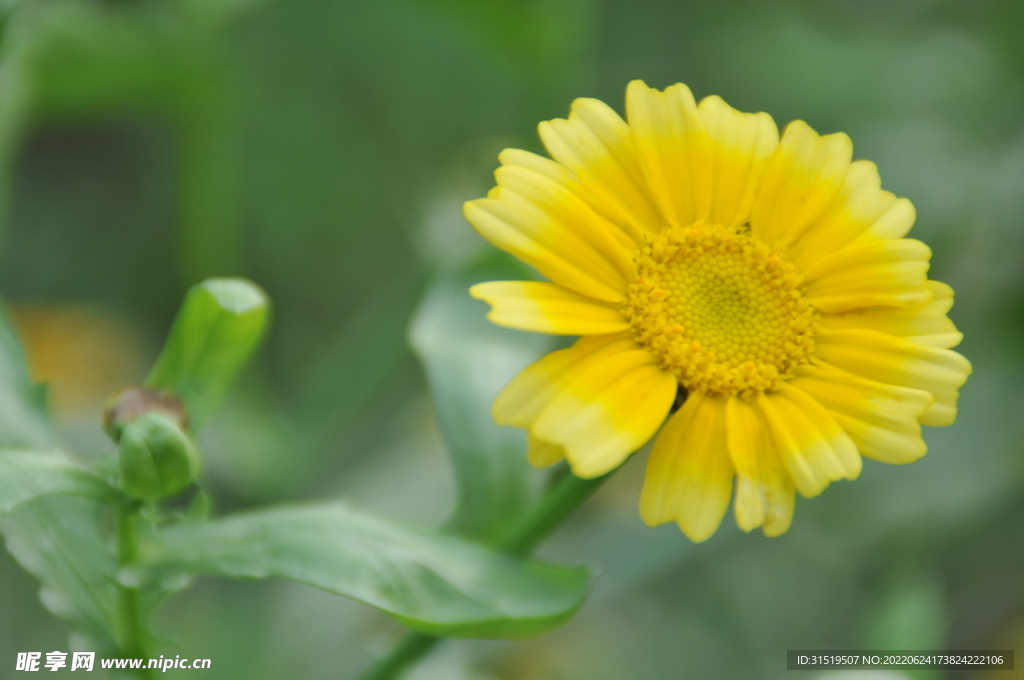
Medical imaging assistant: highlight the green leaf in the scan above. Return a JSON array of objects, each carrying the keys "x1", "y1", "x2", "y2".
[
  {"x1": 146, "y1": 278, "x2": 270, "y2": 429},
  {"x1": 133, "y1": 502, "x2": 591, "y2": 639},
  {"x1": 0, "y1": 450, "x2": 121, "y2": 513},
  {"x1": 0, "y1": 304, "x2": 53, "y2": 449},
  {"x1": 0, "y1": 497, "x2": 121, "y2": 648},
  {"x1": 0, "y1": 305, "x2": 121, "y2": 647},
  {"x1": 409, "y1": 253, "x2": 556, "y2": 542}
]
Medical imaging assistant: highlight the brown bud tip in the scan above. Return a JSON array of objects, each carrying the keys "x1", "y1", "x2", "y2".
[{"x1": 103, "y1": 386, "x2": 188, "y2": 442}]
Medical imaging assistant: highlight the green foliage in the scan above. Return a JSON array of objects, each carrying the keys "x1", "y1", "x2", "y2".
[
  {"x1": 0, "y1": 305, "x2": 124, "y2": 647},
  {"x1": 0, "y1": 277, "x2": 272, "y2": 655},
  {"x1": 118, "y1": 413, "x2": 200, "y2": 501},
  {"x1": 0, "y1": 450, "x2": 120, "y2": 512},
  {"x1": 0, "y1": 497, "x2": 122, "y2": 648},
  {"x1": 146, "y1": 278, "x2": 270, "y2": 429},
  {"x1": 1, "y1": 0, "x2": 1019, "y2": 676},
  {"x1": 0, "y1": 269, "x2": 595, "y2": 660},
  {"x1": 410, "y1": 253, "x2": 555, "y2": 542},
  {"x1": 133, "y1": 502, "x2": 591, "y2": 639},
  {"x1": 0, "y1": 305, "x2": 52, "y2": 449}
]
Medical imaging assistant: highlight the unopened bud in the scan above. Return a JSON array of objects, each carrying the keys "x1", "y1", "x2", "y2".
[
  {"x1": 103, "y1": 387, "x2": 188, "y2": 443},
  {"x1": 118, "y1": 412, "x2": 200, "y2": 500}
]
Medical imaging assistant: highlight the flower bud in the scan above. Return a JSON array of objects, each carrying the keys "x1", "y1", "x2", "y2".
[
  {"x1": 118, "y1": 412, "x2": 200, "y2": 500},
  {"x1": 103, "y1": 386, "x2": 188, "y2": 443}
]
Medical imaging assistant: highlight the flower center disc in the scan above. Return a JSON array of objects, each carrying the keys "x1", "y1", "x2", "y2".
[{"x1": 623, "y1": 222, "x2": 816, "y2": 398}]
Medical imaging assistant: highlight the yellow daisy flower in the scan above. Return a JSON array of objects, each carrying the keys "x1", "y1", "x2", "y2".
[{"x1": 464, "y1": 80, "x2": 972, "y2": 542}]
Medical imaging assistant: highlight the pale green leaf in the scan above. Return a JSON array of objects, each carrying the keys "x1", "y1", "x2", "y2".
[
  {"x1": 133, "y1": 502, "x2": 591, "y2": 639},
  {"x1": 0, "y1": 306, "x2": 121, "y2": 646},
  {"x1": 409, "y1": 253, "x2": 555, "y2": 542},
  {"x1": 0, "y1": 450, "x2": 120, "y2": 513},
  {"x1": 0, "y1": 497, "x2": 121, "y2": 648},
  {"x1": 0, "y1": 304, "x2": 52, "y2": 449}
]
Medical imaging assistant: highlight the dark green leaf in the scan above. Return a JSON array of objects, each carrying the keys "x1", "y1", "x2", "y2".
[
  {"x1": 409, "y1": 253, "x2": 555, "y2": 542},
  {"x1": 0, "y1": 450, "x2": 120, "y2": 513},
  {"x1": 134, "y1": 502, "x2": 591, "y2": 639},
  {"x1": 146, "y1": 278, "x2": 270, "y2": 429}
]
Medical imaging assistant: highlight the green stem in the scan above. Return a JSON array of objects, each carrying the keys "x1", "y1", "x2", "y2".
[
  {"x1": 115, "y1": 506, "x2": 152, "y2": 679},
  {"x1": 358, "y1": 468, "x2": 614, "y2": 680},
  {"x1": 358, "y1": 633, "x2": 439, "y2": 680},
  {"x1": 498, "y1": 469, "x2": 611, "y2": 557}
]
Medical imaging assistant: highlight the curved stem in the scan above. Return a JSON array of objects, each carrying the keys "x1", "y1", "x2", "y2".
[
  {"x1": 358, "y1": 468, "x2": 614, "y2": 680},
  {"x1": 115, "y1": 506, "x2": 153, "y2": 679},
  {"x1": 358, "y1": 634, "x2": 439, "y2": 680},
  {"x1": 497, "y1": 469, "x2": 611, "y2": 557}
]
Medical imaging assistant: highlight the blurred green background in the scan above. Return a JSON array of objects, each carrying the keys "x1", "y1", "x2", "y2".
[{"x1": 1, "y1": 0, "x2": 1023, "y2": 678}]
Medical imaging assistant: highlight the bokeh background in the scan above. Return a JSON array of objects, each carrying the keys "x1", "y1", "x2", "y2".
[{"x1": 1, "y1": 0, "x2": 1023, "y2": 678}]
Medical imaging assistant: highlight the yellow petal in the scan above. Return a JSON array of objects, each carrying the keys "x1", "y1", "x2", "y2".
[
  {"x1": 786, "y1": 160, "x2": 903, "y2": 268},
  {"x1": 757, "y1": 386, "x2": 861, "y2": 498},
  {"x1": 732, "y1": 475, "x2": 765, "y2": 534},
  {"x1": 697, "y1": 95, "x2": 779, "y2": 228},
  {"x1": 625, "y1": 80, "x2": 712, "y2": 228},
  {"x1": 761, "y1": 475, "x2": 796, "y2": 537},
  {"x1": 493, "y1": 333, "x2": 676, "y2": 478},
  {"x1": 802, "y1": 238, "x2": 933, "y2": 313},
  {"x1": 493, "y1": 333, "x2": 636, "y2": 427},
  {"x1": 724, "y1": 397, "x2": 796, "y2": 535},
  {"x1": 496, "y1": 149, "x2": 637, "y2": 252},
  {"x1": 751, "y1": 120, "x2": 853, "y2": 248},
  {"x1": 819, "y1": 281, "x2": 963, "y2": 349},
  {"x1": 470, "y1": 281, "x2": 629, "y2": 335},
  {"x1": 527, "y1": 435, "x2": 564, "y2": 467},
  {"x1": 725, "y1": 398, "x2": 765, "y2": 532},
  {"x1": 723, "y1": 397, "x2": 762, "y2": 480},
  {"x1": 537, "y1": 99, "x2": 662, "y2": 244},
  {"x1": 532, "y1": 347, "x2": 677, "y2": 478},
  {"x1": 495, "y1": 161, "x2": 636, "y2": 277},
  {"x1": 814, "y1": 327, "x2": 972, "y2": 427},
  {"x1": 464, "y1": 159, "x2": 635, "y2": 302},
  {"x1": 639, "y1": 392, "x2": 734, "y2": 542},
  {"x1": 792, "y1": 361, "x2": 933, "y2": 464},
  {"x1": 857, "y1": 196, "x2": 916, "y2": 241}
]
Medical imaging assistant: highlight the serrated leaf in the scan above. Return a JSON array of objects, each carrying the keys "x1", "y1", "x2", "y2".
[
  {"x1": 0, "y1": 496, "x2": 120, "y2": 648},
  {"x1": 409, "y1": 253, "x2": 555, "y2": 542},
  {"x1": 134, "y1": 502, "x2": 591, "y2": 639},
  {"x1": 0, "y1": 450, "x2": 121, "y2": 513},
  {"x1": 146, "y1": 278, "x2": 270, "y2": 429},
  {"x1": 0, "y1": 305, "x2": 121, "y2": 646}
]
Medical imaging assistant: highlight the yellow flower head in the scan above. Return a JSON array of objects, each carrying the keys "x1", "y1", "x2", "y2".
[{"x1": 464, "y1": 80, "x2": 972, "y2": 542}]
